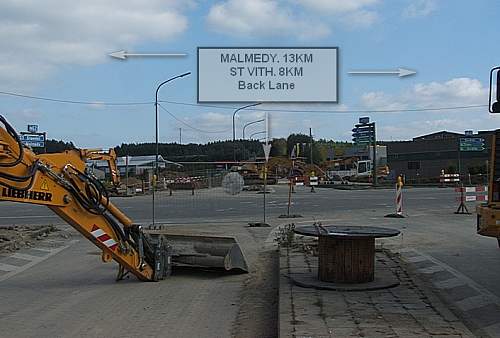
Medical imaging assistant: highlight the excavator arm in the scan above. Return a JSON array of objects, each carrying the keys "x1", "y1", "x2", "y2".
[
  {"x1": 0, "y1": 114, "x2": 248, "y2": 281},
  {"x1": 82, "y1": 148, "x2": 121, "y2": 190},
  {"x1": 0, "y1": 115, "x2": 170, "y2": 281}
]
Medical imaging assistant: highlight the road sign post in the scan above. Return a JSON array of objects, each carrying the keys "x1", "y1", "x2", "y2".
[
  {"x1": 352, "y1": 118, "x2": 377, "y2": 186},
  {"x1": 457, "y1": 136, "x2": 485, "y2": 179},
  {"x1": 20, "y1": 131, "x2": 46, "y2": 150}
]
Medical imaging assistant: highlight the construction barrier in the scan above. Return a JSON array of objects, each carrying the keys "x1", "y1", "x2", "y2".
[
  {"x1": 309, "y1": 175, "x2": 318, "y2": 193},
  {"x1": 455, "y1": 185, "x2": 488, "y2": 214},
  {"x1": 440, "y1": 171, "x2": 460, "y2": 186}
]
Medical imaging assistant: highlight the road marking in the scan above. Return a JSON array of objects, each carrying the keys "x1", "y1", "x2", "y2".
[
  {"x1": 405, "y1": 255, "x2": 429, "y2": 263},
  {"x1": 216, "y1": 208, "x2": 235, "y2": 212},
  {"x1": 418, "y1": 265, "x2": 445, "y2": 274},
  {"x1": 11, "y1": 252, "x2": 41, "y2": 261},
  {"x1": 434, "y1": 278, "x2": 467, "y2": 290},
  {"x1": 0, "y1": 240, "x2": 78, "y2": 282},
  {"x1": 0, "y1": 262, "x2": 20, "y2": 272},
  {"x1": 32, "y1": 247, "x2": 56, "y2": 253},
  {"x1": 455, "y1": 295, "x2": 493, "y2": 312}
]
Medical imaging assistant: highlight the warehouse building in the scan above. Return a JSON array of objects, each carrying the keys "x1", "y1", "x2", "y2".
[
  {"x1": 382, "y1": 130, "x2": 493, "y2": 181},
  {"x1": 87, "y1": 155, "x2": 181, "y2": 177}
]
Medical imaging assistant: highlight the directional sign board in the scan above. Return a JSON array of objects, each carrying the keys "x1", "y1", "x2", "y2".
[
  {"x1": 20, "y1": 132, "x2": 45, "y2": 148},
  {"x1": 459, "y1": 137, "x2": 484, "y2": 152},
  {"x1": 352, "y1": 122, "x2": 375, "y2": 146},
  {"x1": 197, "y1": 47, "x2": 338, "y2": 102}
]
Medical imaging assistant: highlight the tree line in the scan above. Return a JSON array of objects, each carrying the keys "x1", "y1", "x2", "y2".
[{"x1": 36, "y1": 134, "x2": 353, "y2": 164}]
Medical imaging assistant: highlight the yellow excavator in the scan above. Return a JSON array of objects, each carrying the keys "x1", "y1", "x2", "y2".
[
  {"x1": 0, "y1": 115, "x2": 248, "y2": 281},
  {"x1": 477, "y1": 66, "x2": 500, "y2": 245},
  {"x1": 83, "y1": 148, "x2": 121, "y2": 192}
]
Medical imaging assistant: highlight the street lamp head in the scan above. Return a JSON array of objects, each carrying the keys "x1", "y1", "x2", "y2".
[{"x1": 179, "y1": 72, "x2": 191, "y2": 78}]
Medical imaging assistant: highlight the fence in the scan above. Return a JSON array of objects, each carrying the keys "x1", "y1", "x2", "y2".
[{"x1": 116, "y1": 162, "x2": 308, "y2": 223}]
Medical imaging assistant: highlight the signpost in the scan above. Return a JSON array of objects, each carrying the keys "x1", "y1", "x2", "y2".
[
  {"x1": 457, "y1": 135, "x2": 485, "y2": 180},
  {"x1": 459, "y1": 137, "x2": 485, "y2": 152},
  {"x1": 250, "y1": 113, "x2": 271, "y2": 227},
  {"x1": 20, "y1": 125, "x2": 46, "y2": 150},
  {"x1": 352, "y1": 117, "x2": 377, "y2": 186}
]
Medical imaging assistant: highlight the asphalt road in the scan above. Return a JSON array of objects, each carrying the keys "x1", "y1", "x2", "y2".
[
  {"x1": 0, "y1": 185, "x2": 459, "y2": 225},
  {"x1": 0, "y1": 185, "x2": 499, "y2": 337}
]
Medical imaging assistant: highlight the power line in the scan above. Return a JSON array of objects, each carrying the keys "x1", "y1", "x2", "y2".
[
  {"x1": 0, "y1": 90, "x2": 152, "y2": 106},
  {"x1": 0, "y1": 89, "x2": 489, "y2": 113},
  {"x1": 157, "y1": 104, "x2": 231, "y2": 134},
  {"x1": 159, "y1": 100, "x2": 488, "y2": 114}
]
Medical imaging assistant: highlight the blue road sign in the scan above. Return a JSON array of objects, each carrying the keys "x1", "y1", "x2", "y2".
[
  {"x1": 27, "y1": 124, "x2": 38, "y2": 133},
  {"x1": 459, "y1": 137, "x2": 484, "y2": 151},
  {"x1": 20, "y1": 133, "x2": 45, "y2": 148}
]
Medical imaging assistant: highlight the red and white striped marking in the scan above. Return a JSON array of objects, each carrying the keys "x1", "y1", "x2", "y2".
[
  {"x1": 455, "y1": 186, "x2": 488, "y2": 203},
  {"x1": 455, "y1": 186, "x2": 488, "y2": 193},
  {"x1": 90, "y1": 224, "x2": 118, "y2": 251},
  {"x1": 440, "y1": 173, "x2": 460, "y2": 183},
  {"x1": 457, "y1": 195, "x2": 488, "y2": 202},
  {"x1": 396, "y1": 183, "x2": 403, "y2": 215}
]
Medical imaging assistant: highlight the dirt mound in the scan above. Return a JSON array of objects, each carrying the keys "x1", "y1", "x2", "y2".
[{"x1": 0, "y1": 225, "x2": 60, "y2": 253}]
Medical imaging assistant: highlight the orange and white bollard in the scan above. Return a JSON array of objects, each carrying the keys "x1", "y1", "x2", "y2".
[
  {"x1": 385, "y1": 176, "x2": 405, "y2": 218},
  {"x1": 395, "y1": 176, "x2": 403, "y2": 216}
]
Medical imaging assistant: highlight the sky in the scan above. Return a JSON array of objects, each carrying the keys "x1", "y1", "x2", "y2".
[{"x1": 0, "y1": 0, "x2": 499, "y2": 148}]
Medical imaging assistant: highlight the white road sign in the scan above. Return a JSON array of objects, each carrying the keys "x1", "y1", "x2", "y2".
[{"x1": 198, "y1": 47, "x2": 338, "y2": 103}]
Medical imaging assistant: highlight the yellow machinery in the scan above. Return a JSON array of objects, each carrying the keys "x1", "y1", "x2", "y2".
[
  {"x1": 83, "y1": 148, "x2": 121, "y2": 191},
  {"x1": 0, "y1": 115, "x2": 248, "y2": 281},
  {"x1": 477, "y1": 66, "x2": 500, "y2": 243}
]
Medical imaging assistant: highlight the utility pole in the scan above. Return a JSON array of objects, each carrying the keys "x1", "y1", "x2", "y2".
[
  {"x1": 309, "y1": 127, "x2": 313, "y2": 165},
  {"x1": 125, "y1": 155, "x2": 129, "y2": 196},
  {"x1": 179, "y1": 128, "x2": 182, "y2": 144},
  {"x1": 372, "y1": 123, "x2": 377, "y2": 187}
]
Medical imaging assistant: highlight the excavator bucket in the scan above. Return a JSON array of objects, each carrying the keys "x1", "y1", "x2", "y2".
[{"x1": 144, "y1": 230, "x2": 249, "y2": 273}]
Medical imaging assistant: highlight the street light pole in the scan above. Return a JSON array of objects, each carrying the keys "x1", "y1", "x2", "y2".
[
  {"x1": 153, "y1": 71, "x2": 190, "y2": 226},
  {"x1": 242, "y1": 118, "x2": 265, "y2": 160},
  {"x1": 233, "y1": 103, "x2": 261, "y2": 162},
  {"x1": 249, "y1": 130, "x2": 266, "y2": 139},
  {"x1": 242, "y1": 119, "x2": 265, "y2": 140}
]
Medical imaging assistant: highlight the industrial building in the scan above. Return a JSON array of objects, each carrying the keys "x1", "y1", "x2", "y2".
[
  {"x1": 382, "y1": 130, "x2": 493, "y2": 182},
  {"x1": 87, "y1": 155, "x2": 181, "y2": 177}
]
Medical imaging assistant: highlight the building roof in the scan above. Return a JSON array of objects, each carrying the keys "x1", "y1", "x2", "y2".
[
  {"x1": 87, "y1": 155, "x2": 182, "y2": 168},
  {"x1": 412, "y1": 131, "x2": 464, "y2": 141}
]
